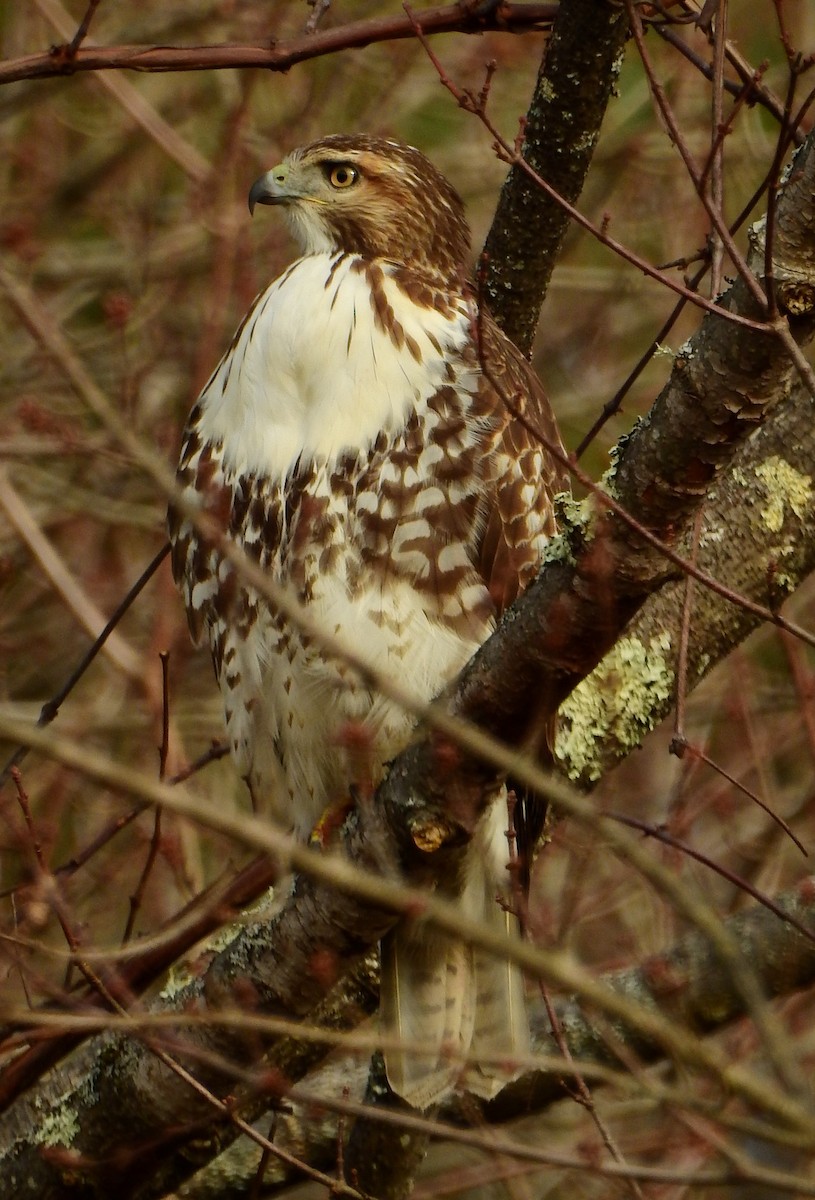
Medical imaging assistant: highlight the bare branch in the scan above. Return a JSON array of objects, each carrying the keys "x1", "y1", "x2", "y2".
[
  {"x1": 0, "y1": 4, "x2": 557, "y2": 87},
  {"x1": 481, "y1": 0, "x2": 630, "y2": 353}
]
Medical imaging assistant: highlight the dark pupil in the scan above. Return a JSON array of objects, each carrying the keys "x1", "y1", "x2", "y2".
[{"x1": 331, "y1": 165, "x2": 353, "y2": 185}]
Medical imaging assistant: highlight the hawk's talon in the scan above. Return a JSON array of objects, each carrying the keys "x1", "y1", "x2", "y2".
[{"x1": 309, "y1": 795, "x2": 355, "y2": 848}]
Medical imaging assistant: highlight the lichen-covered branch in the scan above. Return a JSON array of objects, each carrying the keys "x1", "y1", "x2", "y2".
[
  {"x1": 448, "y1": 128, "x2": 815, "y2": 789},
  {"x1": 174, "y1": 878, "x2": 815, "y2": 1198},
  {"x1": 558, "y1": 374, "x2": 815, "y2": 785},
  {"x1": 482, "y1": 0, "x2": 630, "y2": 354}
]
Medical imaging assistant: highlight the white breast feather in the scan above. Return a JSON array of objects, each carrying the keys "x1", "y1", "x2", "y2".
[
  {"x1": 193, "y1": 251, "x2": 491, "y2": 830},
  {"x1": 197, "y1": 253, "x2": 474, "y2": 478}
]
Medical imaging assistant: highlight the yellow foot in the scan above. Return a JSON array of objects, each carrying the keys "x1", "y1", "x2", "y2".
[{"x1": 309, "y1": 796, "x2": 355, "y2": 849}]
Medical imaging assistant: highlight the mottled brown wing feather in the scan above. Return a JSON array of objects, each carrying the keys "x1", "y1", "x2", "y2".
[
  {"x1": 475, "y1": 311, "x2": 568, "y2": 616},
  {"x1": 473, "y1": 311, "x2": 569, "y2": 888}
]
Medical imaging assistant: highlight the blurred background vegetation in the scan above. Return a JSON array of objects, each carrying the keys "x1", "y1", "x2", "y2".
[{"x1": 1, "y1": 2, "x2": 815, "y2": 1196}]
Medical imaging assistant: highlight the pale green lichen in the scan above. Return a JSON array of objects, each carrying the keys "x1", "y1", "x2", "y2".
[
  {"x1": 160, "y1": 886, "x2": 280, "y2": 1002},
  {"x1": 541, "y1": 492, "x2": 592, "y2": 567},
  {"x1": 752, "y1": 456, "x2": 812, "y2": 533},
  {"x1": 541, "y1": 530, "x2": 576, "y2": 567},
  {"x1": 768, "y1": 543, "x2": 798, "y2": 591},
  {"x1": 556, "y1": 631, "x2": 675, "y2": 782},
  {"x1": 699, "y1": 524, "x2": 724, "y2": 548},
  {"x1": 596, "y1": 464, "x2": 620, "y2": 501},
  {"x1": 556, "y1": 490, "x2": 592, "y2": 528},
  {"x1": 537, "y1": 77, "x2": 556, "y2": 104},
  {"x1": 606, "y1": 417, "x2": 652, "y2": 474},
  {"x1": 33, "y1": 1094, "x2": 80, "y2": 1148},
  {"x1": 160, "y1": 959, "x2": 197, "y2": 1001},
  {"x1": 729, "y1": 457, "x2": 811, "y2": 591}
]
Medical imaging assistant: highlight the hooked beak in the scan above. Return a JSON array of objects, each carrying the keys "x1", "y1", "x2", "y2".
[{"x1": 248, "y1": 165, "x2": 290, "y2": 215}]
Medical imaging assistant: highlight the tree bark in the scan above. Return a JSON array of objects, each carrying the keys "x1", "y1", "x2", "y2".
[
  {"x1": 558, "y1": 371, "x2": 815, "y2": 784},
  {"x1": 172, "y1": 879, "x2": 815, "y2": 1198},
  {"x1": 482, "y1": 0, "x2": 630, "y2": 354}
]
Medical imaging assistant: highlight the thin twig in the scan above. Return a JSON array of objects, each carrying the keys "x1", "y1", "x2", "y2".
[
  {"x1": 122, "y1": 651, "x2": 172, "y2": 944},
  {"x1": 656, "y1": 23, "x2": 796, "y2": 141},
  {"x1": 4, "y1": 701, "x2": 814, "y2": 1125},
  {"x1": 0, "y1": 542, "x2": 170, "y2": 793},
  {"x1": 623, "y1": 0, "x2": 768, "y2": 315},
  {"x1": 708, "y1": 0, "x2": 728, "y2": 297},
  {"x1": 669, "y1": 740, "x2": 806, "y2": 854},
  {"x1": 404, "y1": 4, "x2": 769, "y2": 330},
  {"x1": 10, "y1": 767, "x2": 129, "y2": 1008},
  {"x1": 0, "y1": 5, "x2": 559, "y2": 87},
  {"x1": 780, "y1": 631, "x2": 815, "y2": 767},
  {"x1": 673, "y1": 507, "x2": 704, "y2": 744},
  {"x1": 0, "y1": 468, "x2": 142, "y2": 680},
  {"x1": 538, "y1": 979, "x2": 647, "y2": 1200},
  {"x1": 34, "y1": 0, "x2": 211, "y2": 182},
  {"x1": 574, "y1": 149, "x2": 791, "y2": 458},
  {"x1": 608, "y1": 811, "x2": 812, "y2": 937},
  {"x1": 67, "y1": 0, "x2": 102, "y2": 55}
]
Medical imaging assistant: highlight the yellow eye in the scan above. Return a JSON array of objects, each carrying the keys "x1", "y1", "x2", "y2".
[{"x1": 327, "y1": 164, "x2": 358, "y2": 189}]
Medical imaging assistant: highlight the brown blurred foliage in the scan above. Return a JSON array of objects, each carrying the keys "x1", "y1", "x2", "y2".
[{"x1": 1, "y1": 2, "x2": 815, "y2": 1198}]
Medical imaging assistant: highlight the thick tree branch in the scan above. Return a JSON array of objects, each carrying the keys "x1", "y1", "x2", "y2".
[
  {"x1": 482, "y1": 0, "x2": 630, "y2": 353},
  {"x1": 154, "y1": 879, "x2": 815, "y2": 1198},
  {"x1": 4, "y1": 681, "x2": 815, "y2": 1198},
  {"x1": 448, "y1": 128, "x2": 815, "y2": 795},
  {"x1": 558, "y1": 371, "x2": 815, "y2": 784}
]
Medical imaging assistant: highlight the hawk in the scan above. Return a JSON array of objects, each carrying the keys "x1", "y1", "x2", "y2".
[{"x1": 169, "y1": 134, "x2": 567, "y2": 1108}]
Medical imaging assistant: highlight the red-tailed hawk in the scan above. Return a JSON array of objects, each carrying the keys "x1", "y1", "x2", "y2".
[{"x1": 169, "y1": 134, "x2": 566, "y2": 1108}]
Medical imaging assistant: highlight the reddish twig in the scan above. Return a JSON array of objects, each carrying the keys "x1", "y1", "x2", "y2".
[
  {"x1": 659, "y1": 8, "x2": 803, "y2": 144},
  {"x1": 538, "y1": 978, "x2": 646, "y2": 1199},
  {"x1": 761, "y1": 32, "x2": 812, "y2": 320},
  {"x1": 122, "y1": 651, "x2": 172, "y2": 945},
  {"x1": 668, "y1": 739, "x2": 806, "y2": 855},
  {"x1": 608, "y1": 810, "x2": 814, "y2": 941},
  {"x1": 10, "y1": 767, "x2": 129, "y2": 1007},
  {"x1": 404, "y1": 3, "x2": 768, "y2": 332},
  {"x1": 169, "y1": 741, "x2": 230, "y2": 785},
  {"x1": 708, "y1": 0, "x2": 728, "y2": 297},
  {"x1": 673, "y1": 508, "x2": 704, "y2": 745},
  {"x1": 0, "y1": 740, "x2": 228, "y2": 902},
  {"x1": 780, "y1": 630, "x2": 815, "y2": 768},
  {"x1": 0, "y1": 853, "x2": 278, "y2": 1110},
  {"x1": 0, "y1": 4, "x2": 558, "y2": 86},
  {"x1": 629, "y1": 5, "x2": 815, "y2": 406},
  {"x1": 574, "y1": 142, "x2": 794, "y2": 458},
  {"x1": 623, "y1": 0, "x2": 768, "y2": 316}
]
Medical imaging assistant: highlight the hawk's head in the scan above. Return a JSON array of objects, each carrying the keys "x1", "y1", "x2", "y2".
[{"x1": 249, "y1": 134, "x2": 470, "y2": 285}]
